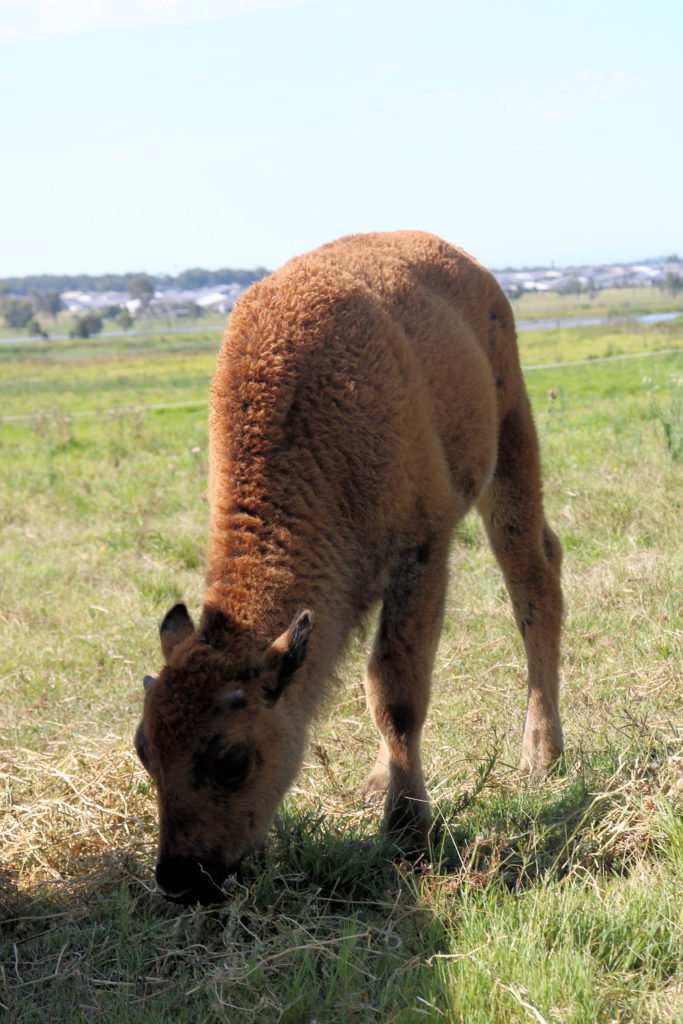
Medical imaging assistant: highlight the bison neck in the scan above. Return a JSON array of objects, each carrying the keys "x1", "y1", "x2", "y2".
[{"x1": 202, "y1": 501, "x2": 352, "y2": 673}]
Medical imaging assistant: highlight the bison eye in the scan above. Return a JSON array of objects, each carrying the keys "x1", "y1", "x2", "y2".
[
  {"x1": 193, "y1": 739, "x2": 253, "y2": 791},
  {"x1": 134, "y1": 721, "x2": 152, "y2": 773}
]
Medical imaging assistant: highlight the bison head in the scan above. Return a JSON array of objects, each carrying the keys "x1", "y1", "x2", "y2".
[{"x1": 135, "y1": 602, "x2": 313, "y2": 903}]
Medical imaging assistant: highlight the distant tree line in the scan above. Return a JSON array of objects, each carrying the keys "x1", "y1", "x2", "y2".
[
  {"x1": 0, "y1": 265, "x2": 274, "y2": 336},
  {"x1": 0, "y1": 265, "x2": 271, "y2": 297},
  {"x1": 0, "y1": 290, "x2": 63, "y2": 327}
]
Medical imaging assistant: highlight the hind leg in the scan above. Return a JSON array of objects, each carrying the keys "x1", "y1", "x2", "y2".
[
  {"x1": 362, "y1": 539, "x2": 449, "y2": 852},
  {"x1": 477, "y1": 399, "x2": 564, "y2": 772}
]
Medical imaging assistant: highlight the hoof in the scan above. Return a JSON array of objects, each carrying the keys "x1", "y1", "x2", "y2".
[
  {"x1": 385, "y1": 795, "x2": 431, "y2": 859},
  {"x1": 341, "y1": 838, "x2": 374, "y2": 857},
  {"x1": 362, "y1": 764, "x2": 390, "y2": 800},
  {"x1": 520, "y1": 723, "x2": 564, "y2": 776},
  {"x1": 519, "y1": 747, "x2": 564, "y2": 777}
]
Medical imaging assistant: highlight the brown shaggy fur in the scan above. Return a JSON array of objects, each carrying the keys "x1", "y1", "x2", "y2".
[{"x1": 135, "y1": 230, "x2": 563, "y2": 902}]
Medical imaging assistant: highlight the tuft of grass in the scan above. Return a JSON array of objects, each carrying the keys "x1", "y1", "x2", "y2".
[{"x1": 643, "y1": 373, "x2": 683, "y2": 460}]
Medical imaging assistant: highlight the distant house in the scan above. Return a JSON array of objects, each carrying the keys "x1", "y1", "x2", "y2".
[
  {"x1": 151, "y1": 283, "x2": 245, "y2": 317},
  {"x1": 61, "y1": 290, "x2": 129, "y2": 313},
  {"x1": 195, "y1": 284, "x2": 245, "y2": 313},
  {"x1": 492, "y1": 257, "x2": 683, "y2": 294}
]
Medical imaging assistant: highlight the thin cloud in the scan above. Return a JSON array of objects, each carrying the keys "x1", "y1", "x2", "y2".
[
  {"x1": 577, "y1": 69, "x2": 648, "y2": 102},
  {"x1": 0, "y1": 0, "x2": 333, "y2": 43}
]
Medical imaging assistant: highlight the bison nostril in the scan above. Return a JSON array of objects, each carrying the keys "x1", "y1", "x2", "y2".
[
  {"x1": 155, "y1": 858, "x2": 193, "y2": 900},
  {"x1": 155, "y1": 857, "x2": 233, "y2": 904}
]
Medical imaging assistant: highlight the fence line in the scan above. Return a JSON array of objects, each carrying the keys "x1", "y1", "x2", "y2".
[
  {"x1": 2, "y1": 399, "x2": 207, "y2": 424},
  {"x1": 522, "y1": 346, "x2": 681, "y2": 371}
]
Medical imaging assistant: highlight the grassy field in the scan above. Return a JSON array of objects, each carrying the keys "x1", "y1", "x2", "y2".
[
  {"x1": 510, "y1": 285, "x2": 683, "y2": 322},
  {"x1": 1, "y1": 315, "x2": 682, "y2": 1022}
]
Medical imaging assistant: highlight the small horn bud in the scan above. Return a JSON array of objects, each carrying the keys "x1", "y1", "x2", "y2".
[{"x1": 143, "y1": 675, "x2": 156, "y2": 695}]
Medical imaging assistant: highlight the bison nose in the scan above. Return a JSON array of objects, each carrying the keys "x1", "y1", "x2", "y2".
[{"x1": 155, "y1": 857, "x2": 231, "y2": 904}]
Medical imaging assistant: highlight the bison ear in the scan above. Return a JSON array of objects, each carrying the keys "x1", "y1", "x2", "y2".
[
  {"x1": 263, "y1": 610, "x2": 313, "y2": 703},
  {"x1": 160, "y1": 603, "x2": 195, "y2": 660}
]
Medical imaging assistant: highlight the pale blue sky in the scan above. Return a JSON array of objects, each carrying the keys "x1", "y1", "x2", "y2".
[{"x1": 2, "y1": 0, "x2": 681, "y2": 277}]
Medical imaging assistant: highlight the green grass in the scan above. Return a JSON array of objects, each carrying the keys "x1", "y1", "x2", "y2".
[{"x1": 1, "y1": 320, "x2": 683, "y2": 1022}]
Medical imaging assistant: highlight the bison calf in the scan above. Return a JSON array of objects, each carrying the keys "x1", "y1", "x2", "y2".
[{"x1": 135, "y1": 230, "x2": 563, "y2": 903}]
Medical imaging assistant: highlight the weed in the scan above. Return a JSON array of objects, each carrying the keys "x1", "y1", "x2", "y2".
[
  {"x1": 30, "y1": 411, "x2": 74, "y2": 485},
  {"x1": 644, "y1": 374, "x2": 683, "y2": 460}
]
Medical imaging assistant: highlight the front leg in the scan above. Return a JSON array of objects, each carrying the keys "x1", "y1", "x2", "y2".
[{"x1": 363, "y1": 540, "x2": 449, "y2": 854}]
